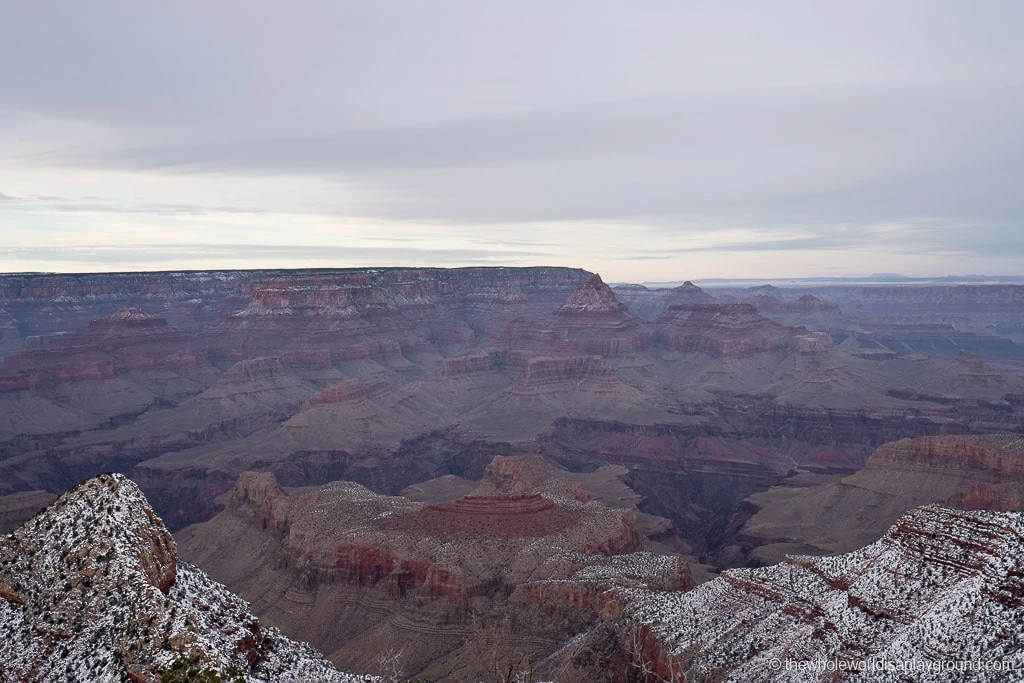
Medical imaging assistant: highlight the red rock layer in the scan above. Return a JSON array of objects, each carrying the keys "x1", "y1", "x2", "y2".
[
  {"x1": 549, "y1": 274, "x2": 652, "y2": 355},
  {"x1": 655, "y1": 303, "x2": 817, "y2": 356},
  {"x1": 218, "y1": 471, "x2": 643, "y2": 597},
  {"x1": 869, "y1": 434, "x2": 1024, "y2": 479},
  {"x1": 0, "y1": 308, "x2": 205, "y2": 391},
  {"x1": 437, "y1": 350, "x2": 506, "y2": 377},
  {"x1": 403, "y1": 493, "x2": 578, "y2": 538},
  {"x1": 522, "y1": 354, "x2": 609, "y2": 380},
  {"x1": 204, "y1": 267, "x2": 588, "y2": 364}
]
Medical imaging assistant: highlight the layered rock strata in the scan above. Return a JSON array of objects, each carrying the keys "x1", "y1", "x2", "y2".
[
  {"x1": 735, "y1": 434, "x2": 1024, "y2": 565},
  {"x1": 612, "y1": 281, "x2": 716, "y2": 320},
  {"x1": 605, "y1": 505, "x2": 1024, "y2": 682},
  {"x1": 177, "y1": 467, "x2": 679, "y2": 679},
  {"x1": 655, "y1": 304, "x2": 832, "y2": 357},
  {"x1": 0, "y1": 307, "x2": 207, "y2": 391}
]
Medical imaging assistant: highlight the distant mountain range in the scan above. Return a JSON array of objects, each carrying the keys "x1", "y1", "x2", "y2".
[{"x1": 620, "y1": 274, "x2": 1024, "y2": 288}]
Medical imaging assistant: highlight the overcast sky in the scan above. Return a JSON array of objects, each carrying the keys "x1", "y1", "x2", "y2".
[{"x1": 2, "y1": 1, "x2": 1022, "y2": 280}]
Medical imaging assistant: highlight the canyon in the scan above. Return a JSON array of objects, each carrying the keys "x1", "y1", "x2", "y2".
[{"x1": 2, "y1": 267, "x2": 1024, "y2": 680}]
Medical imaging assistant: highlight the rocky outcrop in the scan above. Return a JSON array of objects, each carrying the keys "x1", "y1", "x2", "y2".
[
  {"x1": 608, "y1": 505, "x2": 1024, "y2": 682},
  {"x1": 199, "y1": 356, "x2": 309, "y2": 401},
  {"x1": 400, "y1": 492, "x2": 598, "y2": 542},
  {"x1": 521, "y1": 354, "x2": 609, "y2": 381},
  {"x1": 0, "y1": 307, "x2": 207, "y2": 391},
  {"x1": 558, "y1": 273, "x2": 630, "y2": 315},
  {"x1": 549, "y1": 274, "x2": 652, "y2": 355},
  {"x1": 870, "y1": 433, "x2": 1024, "y2": 478},
  {"x1": 612, "y1": 281, "x2": 716, "y2": 320},
  {"x1": 177, "y1": 465, "x2": 661, "y2": 679},
  {"x1": 655, "y1": 303, "x2": 829, "y2": 356},
  {"x1": 735, "y1": 434, "x2": 1024, "y2": 566},
  {"x1": 747, "y1": 293, "x2": 842, "y2": 314},
  {"x1": 205, "y1": 471, "x2": 643, "y2": 595},
  {"x1": 304, "y1": 378, "x2": 390, "y2": 406},
  {"x1": 436, "y1": 349, "x2": 506, "y2": 377},
  {"x1": 205, "y1": 267, "x2": 589, "y2": 364},
  {"x1": 0, "y1": 474, "x2": 367, "y2": 682}
]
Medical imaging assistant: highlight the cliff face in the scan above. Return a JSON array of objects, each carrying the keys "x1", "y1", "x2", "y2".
[
  {"x1": 608, "y1": 505, "x2": 1024, "y2": 682},
  {"x1": 747, "y1": 293, "x2": 842, "y2": 314},
  {"x1": 869, "y1": 434, "x2": 1024, "y2": 478},
  {"x1": 847, "y1": 284, "x2": 1024, "y2": 308},
  {"x1": 202, "y1": 470, "x2": 643, "y2": 597},
  {"x1": 612, "y1": 281, "x2": 716, "y2": 321},
  {"x1": 204, "y1": 267, "x2": 589, "y2": 364},
  {"x1": 0, "y1": 271, "x2": 259, "y2": 342},
  {"x1": 0, "y1": 474, "x2": 367, "y2": 683},
  {"x1": 0, "y1": 308, "x2": 207, "y2": 391},
  {"x1": 655, "y1": 304, "x2": 832, "y2": 357},
  {"x1": 549, "y1": 274, "x2": 652, "y2": 356},
  {"x1": 0, "y1": 267, "x2": 589, "y2": 366},
  {"x1": 735, "y1": 434, "x2": 1024, "y2": 566}
]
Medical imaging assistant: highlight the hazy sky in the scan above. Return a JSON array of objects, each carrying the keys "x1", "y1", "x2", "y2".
[{"x1": 2, "y1": 1, "x2": 1023, "y2": 280}]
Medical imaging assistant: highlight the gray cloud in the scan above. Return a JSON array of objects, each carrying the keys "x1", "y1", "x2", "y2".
[
  {"x1": 45, "y1": 84, "x2": 1024, "y2": 237},
  {"x1": 2, "y1": 1, "x2": 1024, "y2": 273},
  {"x1": 1, "y1": 195, "x2": 267, "y2": 216},
  {"x1": 1, "y1": 244, "x2": 548, "y2": 268}
]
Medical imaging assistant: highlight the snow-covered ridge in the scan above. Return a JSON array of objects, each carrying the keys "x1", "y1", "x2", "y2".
[
  {"x1": 612, "y1": 504, "x2": 1024, "y2": 682},
  {"x1": 0, "y1": 473, "x2": 374, "y2": 682}
]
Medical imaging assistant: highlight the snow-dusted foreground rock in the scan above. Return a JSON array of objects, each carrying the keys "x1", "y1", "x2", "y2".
[
  {"x1": 611, "y1": 504, "x2": 1024, "y2": 682},
  {"x1": 0, "y1": 473, "x2": 374, "y2": 682}
]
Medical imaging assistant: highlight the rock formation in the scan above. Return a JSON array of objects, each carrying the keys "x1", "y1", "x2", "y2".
[
  {"x1": 746, "y1": 293, "x2": 842, "y2": 315},
  {"x1": 734, "y1": 434, "x2": 1024, "y2": 565},
  {"x1": 0, "y1": 473, "x2": 370, "y2": 682},
  {"x1": 598, "y1": 505, "x2": 1024, "y2": 682},
  {"x1": 1, "y1": 307, "x2": 208, "y2": 391},
  {"x1": 176, "y1": 463, "x2": 685, "y2": 679},
  {"x1": 612, "y1": 281, "x2": 716, "y2": 320},
  {"x1": 548, "y1": 274, "x2": 652, "y2": 355},
  {"x1": 654, "y1": 303, "x2": 829, "y2": 357},
  {"x1": 204, "y1": 267, "x2": 589, "y2": 365}
]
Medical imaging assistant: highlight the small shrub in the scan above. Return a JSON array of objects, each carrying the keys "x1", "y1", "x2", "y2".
[{"x1": 158, "y1": 656, "x2": 245, "y2": 683}]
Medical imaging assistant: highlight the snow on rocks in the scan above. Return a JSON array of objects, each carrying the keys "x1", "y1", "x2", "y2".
[
  {"x1": 0, "y1": 473, "x2": 374, "y2": 682},
  {"x1": 611, "y1": 504, "x2": 1024, "y2": 682}
]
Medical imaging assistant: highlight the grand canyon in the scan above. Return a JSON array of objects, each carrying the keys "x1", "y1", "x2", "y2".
[
  {"x1": 7, "y1": 2, "x2": 1022, "y2": 679},
  {"x1": 2, "y1": 267, "x2": 1023, "y2": 681}
]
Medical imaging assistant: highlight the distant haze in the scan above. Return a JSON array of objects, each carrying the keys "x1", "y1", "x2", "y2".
[{"x1": 2, "y1": 1, "x2": 1023, "y2": 279}]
